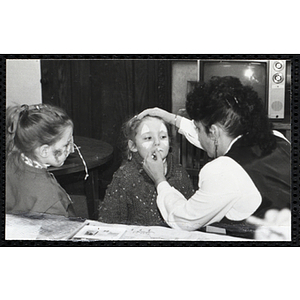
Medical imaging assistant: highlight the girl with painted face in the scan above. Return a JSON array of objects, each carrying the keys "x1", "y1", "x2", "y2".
[
  {"x1": 6, "y1": 104, "x2": 76, "y2": 217},
  {"x1": 98, "y1": 115, "x2": 194, "y2": 226}
]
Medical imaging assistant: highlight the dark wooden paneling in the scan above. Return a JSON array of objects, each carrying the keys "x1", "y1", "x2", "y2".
[
  {"x1": 70, "y1": 60, "x2": 92, "y2": 137},
  {"x1": 133, "y1": 60, "x2": 150, "y2": 111},
  {"x1": 41, "y1": 60, "x2": 73, "y2": 115},
  {"x1": 41, "y1": 59, "x2": 172, "y2": 187},
  {"x1": 157, "y1": 60, "x2": 172, "y2": 111}
]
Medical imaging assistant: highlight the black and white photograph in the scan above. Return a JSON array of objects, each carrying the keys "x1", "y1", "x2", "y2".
[
  {"x1": 3, "y1": 57, "x2": 294, "y2": 243},
  {"x1": 1, "y1": 2, "x2": 300, "y2": 300}
]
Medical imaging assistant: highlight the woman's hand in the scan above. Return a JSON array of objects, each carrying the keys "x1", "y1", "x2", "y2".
[
  {"x1": 138, "y1": 107, "x2": 178, "y2": 126},
  {"x1": 143, "y1": 150, "x2": 166, "y2": 187}
]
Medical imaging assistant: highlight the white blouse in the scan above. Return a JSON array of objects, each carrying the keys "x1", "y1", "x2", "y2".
[{"x1": 156, "y1": 117, "x2": 262, "y2": 231}]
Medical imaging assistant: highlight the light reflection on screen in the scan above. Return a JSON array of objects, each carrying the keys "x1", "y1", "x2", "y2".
[{"x1": 202, "y1": 61, "x2": 267, "y2": 104}]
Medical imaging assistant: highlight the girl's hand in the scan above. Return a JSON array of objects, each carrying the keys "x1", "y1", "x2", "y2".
[
  {"x1": 138, "y1": 107, "x2": 177, "y2": 126},
  {"x1": 143, "y1": 150, "x2": 166, "y2": 187}
]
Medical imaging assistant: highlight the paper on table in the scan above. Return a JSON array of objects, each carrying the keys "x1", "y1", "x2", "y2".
[
  {"x1": 72, "y1": 223, "x2": 127, "y2": 240},
  {"x1": 70, "y1": 221, "x2": 248, "y2": 241}
]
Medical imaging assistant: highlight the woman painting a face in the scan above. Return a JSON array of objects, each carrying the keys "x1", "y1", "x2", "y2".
[{"x1": 139, "y1": 76, "x2": 291, "y2": 240}]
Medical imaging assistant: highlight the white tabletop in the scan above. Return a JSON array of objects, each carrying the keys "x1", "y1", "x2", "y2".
[{"x1": 5, "y1": 213, "x2": 251, "y2": 241}]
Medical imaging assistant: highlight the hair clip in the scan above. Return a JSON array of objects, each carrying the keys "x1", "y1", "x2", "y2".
[
  {"x1": 225, "y1": 98, "x2": 232, "y2": 107},
  {"x1": 225, "y1": 95, "x2": 239, "y2": 108},
  {"x1": 21, "y1": 104, "x2": 29, "y2": 111}
]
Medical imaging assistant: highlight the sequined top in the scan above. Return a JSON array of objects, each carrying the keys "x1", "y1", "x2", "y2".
[{"x1": 98, "y1": 152, "x2": 194, "y2": 227}]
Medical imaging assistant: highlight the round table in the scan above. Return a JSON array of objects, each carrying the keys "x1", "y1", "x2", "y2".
[{"x1": 49, "y1": 136, "x2": 114, "y2": 219}]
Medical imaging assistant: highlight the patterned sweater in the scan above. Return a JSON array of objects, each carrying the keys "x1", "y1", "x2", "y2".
[{"x1": 98, "y1": 152, "x2": 194, "y2": 227}]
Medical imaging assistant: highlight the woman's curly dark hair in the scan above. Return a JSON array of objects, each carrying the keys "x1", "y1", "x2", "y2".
[{"x1": 186, "y1": 76, "x2": 276, "y2": 155}]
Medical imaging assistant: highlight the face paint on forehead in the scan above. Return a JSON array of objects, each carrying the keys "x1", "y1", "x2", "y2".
[
  {"x1": 160, "y1": 123, "x2": 168, "y2": 133},
  {"x1": 140, "y1": 124, "x2": 150, "y2": 135}
]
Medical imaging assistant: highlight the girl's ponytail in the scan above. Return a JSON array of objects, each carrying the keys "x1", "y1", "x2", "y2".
[{"x1": 6, "y1": 105, "x2": 28, "y2": 158}]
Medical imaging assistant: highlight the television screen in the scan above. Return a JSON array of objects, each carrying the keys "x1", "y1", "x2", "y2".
[{"x1": 201, "y1": 60, "x2": 267, "y2": 105}]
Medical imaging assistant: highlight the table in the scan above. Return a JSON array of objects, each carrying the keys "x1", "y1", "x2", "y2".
[
  {"x1": 5, "y1": 213, "x2": 251, "y2": 242},
  {"x1": 49, "y1": 136, "x2": 113, "y2": 219}
]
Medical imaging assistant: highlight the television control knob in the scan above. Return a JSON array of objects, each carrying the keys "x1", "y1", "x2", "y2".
[
  {"x1": 273, "y1": 73, "x2": 284, "y2": 84},
  {"x1": 274, "y1": 61, "x2": 283, "y2": 71}
]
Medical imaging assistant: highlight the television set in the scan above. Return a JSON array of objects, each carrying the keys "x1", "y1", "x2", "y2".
[{"x1": 199, "y1": 59, "x2": 290, "y2": 119}]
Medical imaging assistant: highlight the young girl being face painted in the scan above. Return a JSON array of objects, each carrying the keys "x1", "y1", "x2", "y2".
[{"x1": 128, "y1": 117, "x2": 170, "y2": 160}]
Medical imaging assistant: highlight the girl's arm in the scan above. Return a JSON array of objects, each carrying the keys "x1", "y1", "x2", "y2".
[{"x1": 43, "y1": 198, "x2": 72, "y2": 217}]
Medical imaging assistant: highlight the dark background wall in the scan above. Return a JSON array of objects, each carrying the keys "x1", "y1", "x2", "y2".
[{"x1": 41, "y1": 59, "x2": 172, "y2": 193}]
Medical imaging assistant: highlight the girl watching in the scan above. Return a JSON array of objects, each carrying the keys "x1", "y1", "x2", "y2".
[{"x1": 6, "y1": 104, "x2": 75, "y2": 217}]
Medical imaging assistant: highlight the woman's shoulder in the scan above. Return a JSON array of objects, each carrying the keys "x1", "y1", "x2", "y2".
[
  {"x1": 200, "y1": 156, "x2": 260, "y2": 196},
  {"x1": 202, "y1": 156, "x2": 245, "y2": 175}
]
